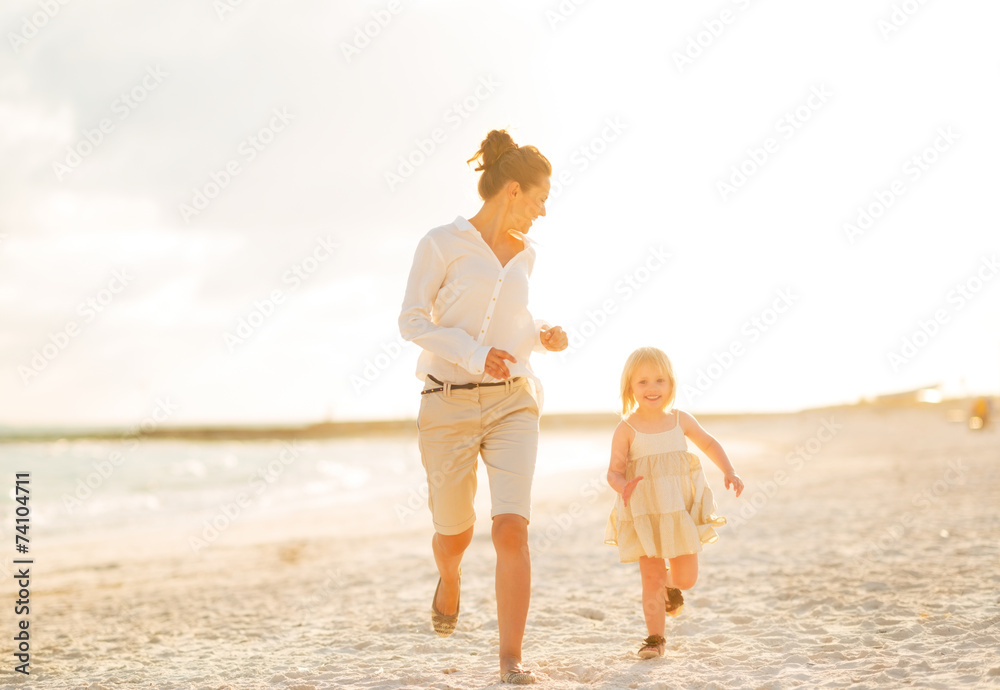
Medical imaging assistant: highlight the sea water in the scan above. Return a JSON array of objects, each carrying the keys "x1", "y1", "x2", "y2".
[
  {"x1": 0, "y1": 430, "x2": 614, "y2": 548},
  {"x1": 0, "y1": 426, "x2": 768, "y2": 563}
]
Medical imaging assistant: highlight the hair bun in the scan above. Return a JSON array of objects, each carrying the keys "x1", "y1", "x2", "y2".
[
  {"x1": 467, "y1": 128, "x2": 551, "y2": 201},
  {"x1": 471, "y1": 129, "x2": 518, "y2": 172}
]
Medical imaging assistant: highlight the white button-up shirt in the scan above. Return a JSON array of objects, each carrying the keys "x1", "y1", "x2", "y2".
[{"x1": 399, "y1": 216, "x2": 549, "y2": 406}]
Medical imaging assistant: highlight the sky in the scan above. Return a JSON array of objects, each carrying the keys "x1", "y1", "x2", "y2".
[{"x1": 1, "y1": 0, "x2": 998, "y2": 429}]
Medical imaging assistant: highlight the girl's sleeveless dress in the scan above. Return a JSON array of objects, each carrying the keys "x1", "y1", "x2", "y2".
[{"x1": 605, "y1": 410, "x2": 726, "y2": 563}]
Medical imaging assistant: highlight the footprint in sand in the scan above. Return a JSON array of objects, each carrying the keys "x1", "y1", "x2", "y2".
[
  {"x1": 930, "y1": 624, "x2": 967, "y2": 636},
  {"x1": 783, "y1": 654, "x2": 810, "y2": 666},
  {"x1": 860, "y1": 598, "x2": 883, "y2": 611},
  {"x1": 861, "y1": 581, "x2": 890, "y2": 591},
  {"x1": 885, "y1": 625, "x2": 920, "y2": 641},
  {"x1": 575, "y1": 607, "x2": 606, "y2": 621},
  {"x1": 729, "y1": 615, "x2": 753, "y2": 625}
]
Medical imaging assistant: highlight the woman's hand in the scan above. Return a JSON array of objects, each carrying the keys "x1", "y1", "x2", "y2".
[
  {"x1": 622, "y1": 476, "x2": 643, "y2": 508},
  {"x1": 540, "y1": 326, "x2": 568, "y2": 351},
  {"x1": 485, "y1": 348, "x2": 517, "y2": 379},
  {"x1": 724, "y1": 473, "x2": 744, "y2": 497}
]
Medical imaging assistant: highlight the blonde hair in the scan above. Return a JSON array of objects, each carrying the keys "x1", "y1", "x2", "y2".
[{"x1": 620, "y1": 347, "x2": 676, "y2": 416}]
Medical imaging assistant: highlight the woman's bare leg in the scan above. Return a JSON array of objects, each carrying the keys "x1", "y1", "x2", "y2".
[
  {"x1": 492, "y1": 514, "x2": 530, "y2": 674},
  {"x1": 432, "y1": 526, "x2": 473, "y2": 615}
]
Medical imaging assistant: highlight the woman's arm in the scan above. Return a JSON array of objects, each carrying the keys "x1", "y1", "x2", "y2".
[
  {"x1": 532, "y1": 319, "x2": 552, "y2": 353},
  {"x1": 678, "y1": 410, "x2": 744, "y2": 497},
  {"x1": 538, "y1": 324, "x2": 568, "y2": 352},
  {"x1": 398, "y1": 234, "x2": 493, "y2": 376}
]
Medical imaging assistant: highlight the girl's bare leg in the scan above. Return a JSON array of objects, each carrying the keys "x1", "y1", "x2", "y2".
[
  {"x1": 432, "y1": 526, "x2": 474, "y2": 615},
  {"x1": 638, "y1": 556, "x2": 668, "y2": 636},
  {"x1": 665, "y1": 553, "x2": 699, "y2": 591}
]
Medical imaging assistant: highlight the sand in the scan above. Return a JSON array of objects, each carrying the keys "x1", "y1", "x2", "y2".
[{"x1": 7, "y1": 405, "x2": 1000, "y2": 689}]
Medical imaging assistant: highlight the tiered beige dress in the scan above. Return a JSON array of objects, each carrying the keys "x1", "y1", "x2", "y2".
[{"x1": 605, "y1": 411, "x2": 726, "y2": 563}]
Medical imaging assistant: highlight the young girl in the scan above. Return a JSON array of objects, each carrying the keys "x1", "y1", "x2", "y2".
[{"x1": 605, "y1": 347, "x2": 744, "y2": 659}]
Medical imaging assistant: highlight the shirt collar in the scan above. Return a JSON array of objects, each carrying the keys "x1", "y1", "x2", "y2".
[
  {"x1": 453, "y1": 216, "x2": 538, "y2": 248},
  {"x1": 453, "y1": 216, "x2": 477, "y2": 233}
]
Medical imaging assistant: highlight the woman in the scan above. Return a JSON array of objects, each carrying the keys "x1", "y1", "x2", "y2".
[{"x1": 398, "y1": 129, "x2": 566, "y2": 685}]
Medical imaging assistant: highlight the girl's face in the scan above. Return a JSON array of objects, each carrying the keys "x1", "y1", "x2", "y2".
[{"x1": 630, "y1": 363, "x2": 671, "y2": 412}]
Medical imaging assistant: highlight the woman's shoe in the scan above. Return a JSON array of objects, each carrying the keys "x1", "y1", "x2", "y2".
[
  {"x1": 500, "y1": 667, "x2": 537, "y2": 684},
  {"x1": 637, "y1": 634, "x2": 666, "y2": 659},
  {"x1": 665, "y1": 587, "x2": 684, "y2": 617},
  {"x1": 430, "y1": 569, "x2": 460, "y2": 637}
]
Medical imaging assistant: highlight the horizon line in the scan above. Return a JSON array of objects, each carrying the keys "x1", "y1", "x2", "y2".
[{"x1": 1, "y1": 393, "x2": 990, "y2": 443}]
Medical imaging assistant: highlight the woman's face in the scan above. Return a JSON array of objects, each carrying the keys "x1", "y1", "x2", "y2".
[
  {"x1": 631, "y1": 363, "x2": 671, "y2": 412},
  {"x1": 509, "y1": 177, "x2": 549, "y2": 234}
]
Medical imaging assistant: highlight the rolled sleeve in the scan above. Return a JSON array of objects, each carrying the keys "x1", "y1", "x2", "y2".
[
  {"x1": 468, "y1": 344, "x2": 492, "y2": 376},
  {"x1": 398, "y1": 235, "x2": 487, "y2": 372}
]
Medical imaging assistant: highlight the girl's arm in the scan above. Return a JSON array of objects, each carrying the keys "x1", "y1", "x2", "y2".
[
  {"x1": 678, "y1": 410, "x2": 744, "y2": 497},
  {"x1": 607, "y1": 422, "x2": 642, "y2": 506}
]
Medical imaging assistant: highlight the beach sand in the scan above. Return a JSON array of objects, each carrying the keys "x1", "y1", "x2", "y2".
[{"x1": 9, "y1": 405, "x2": 1000, "y2": 689}]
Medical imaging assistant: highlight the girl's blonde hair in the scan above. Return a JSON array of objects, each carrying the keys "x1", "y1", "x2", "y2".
[{"x1": 620, "y1": 347, "x2": 676, "y2": 416}]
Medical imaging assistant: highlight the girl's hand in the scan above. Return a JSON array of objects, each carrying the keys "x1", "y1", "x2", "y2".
[
  {"x1": 724, "y1": 473, "x2": 744, "y2": 497},
  {"x1": 540, "y1": 326, "x2": 568, "y2": 352},
  {"x1": 485, "y1": 348, "x2": 517, "y2": 379},
  {"x1": 622, "y1": 476, "x2": 643, "y2": 508}
]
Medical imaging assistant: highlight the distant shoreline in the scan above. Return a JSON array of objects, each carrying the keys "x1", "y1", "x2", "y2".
[
  {"x1": 0, "y1": 396, "x2": 987, "y2": 443},
  {"x1": 1, "y1": 413, "x2": 622, "y2": 443}
]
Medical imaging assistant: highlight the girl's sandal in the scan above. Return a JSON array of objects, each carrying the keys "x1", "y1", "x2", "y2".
[
  {"x1": 665, "y1": 587, "x2": 684, "y2": 617},
  {"x1": 638, "y1": 634, "x2": 666, "y2": 659},
  {"x1": 430, "y1": 568, "x2": 461, "y2": 637},
  {"x1": 500, "y1": 667, "x2": 537, "y2": 684}
]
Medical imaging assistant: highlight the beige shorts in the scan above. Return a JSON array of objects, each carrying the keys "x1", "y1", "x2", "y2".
[{"x1": 417, "y1": 376, "x2": 540, "y2": 535}]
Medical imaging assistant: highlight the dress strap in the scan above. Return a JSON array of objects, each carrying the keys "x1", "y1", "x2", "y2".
[{"x1": 621, "y1": 418, "x2": 637, "y2": 432}]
